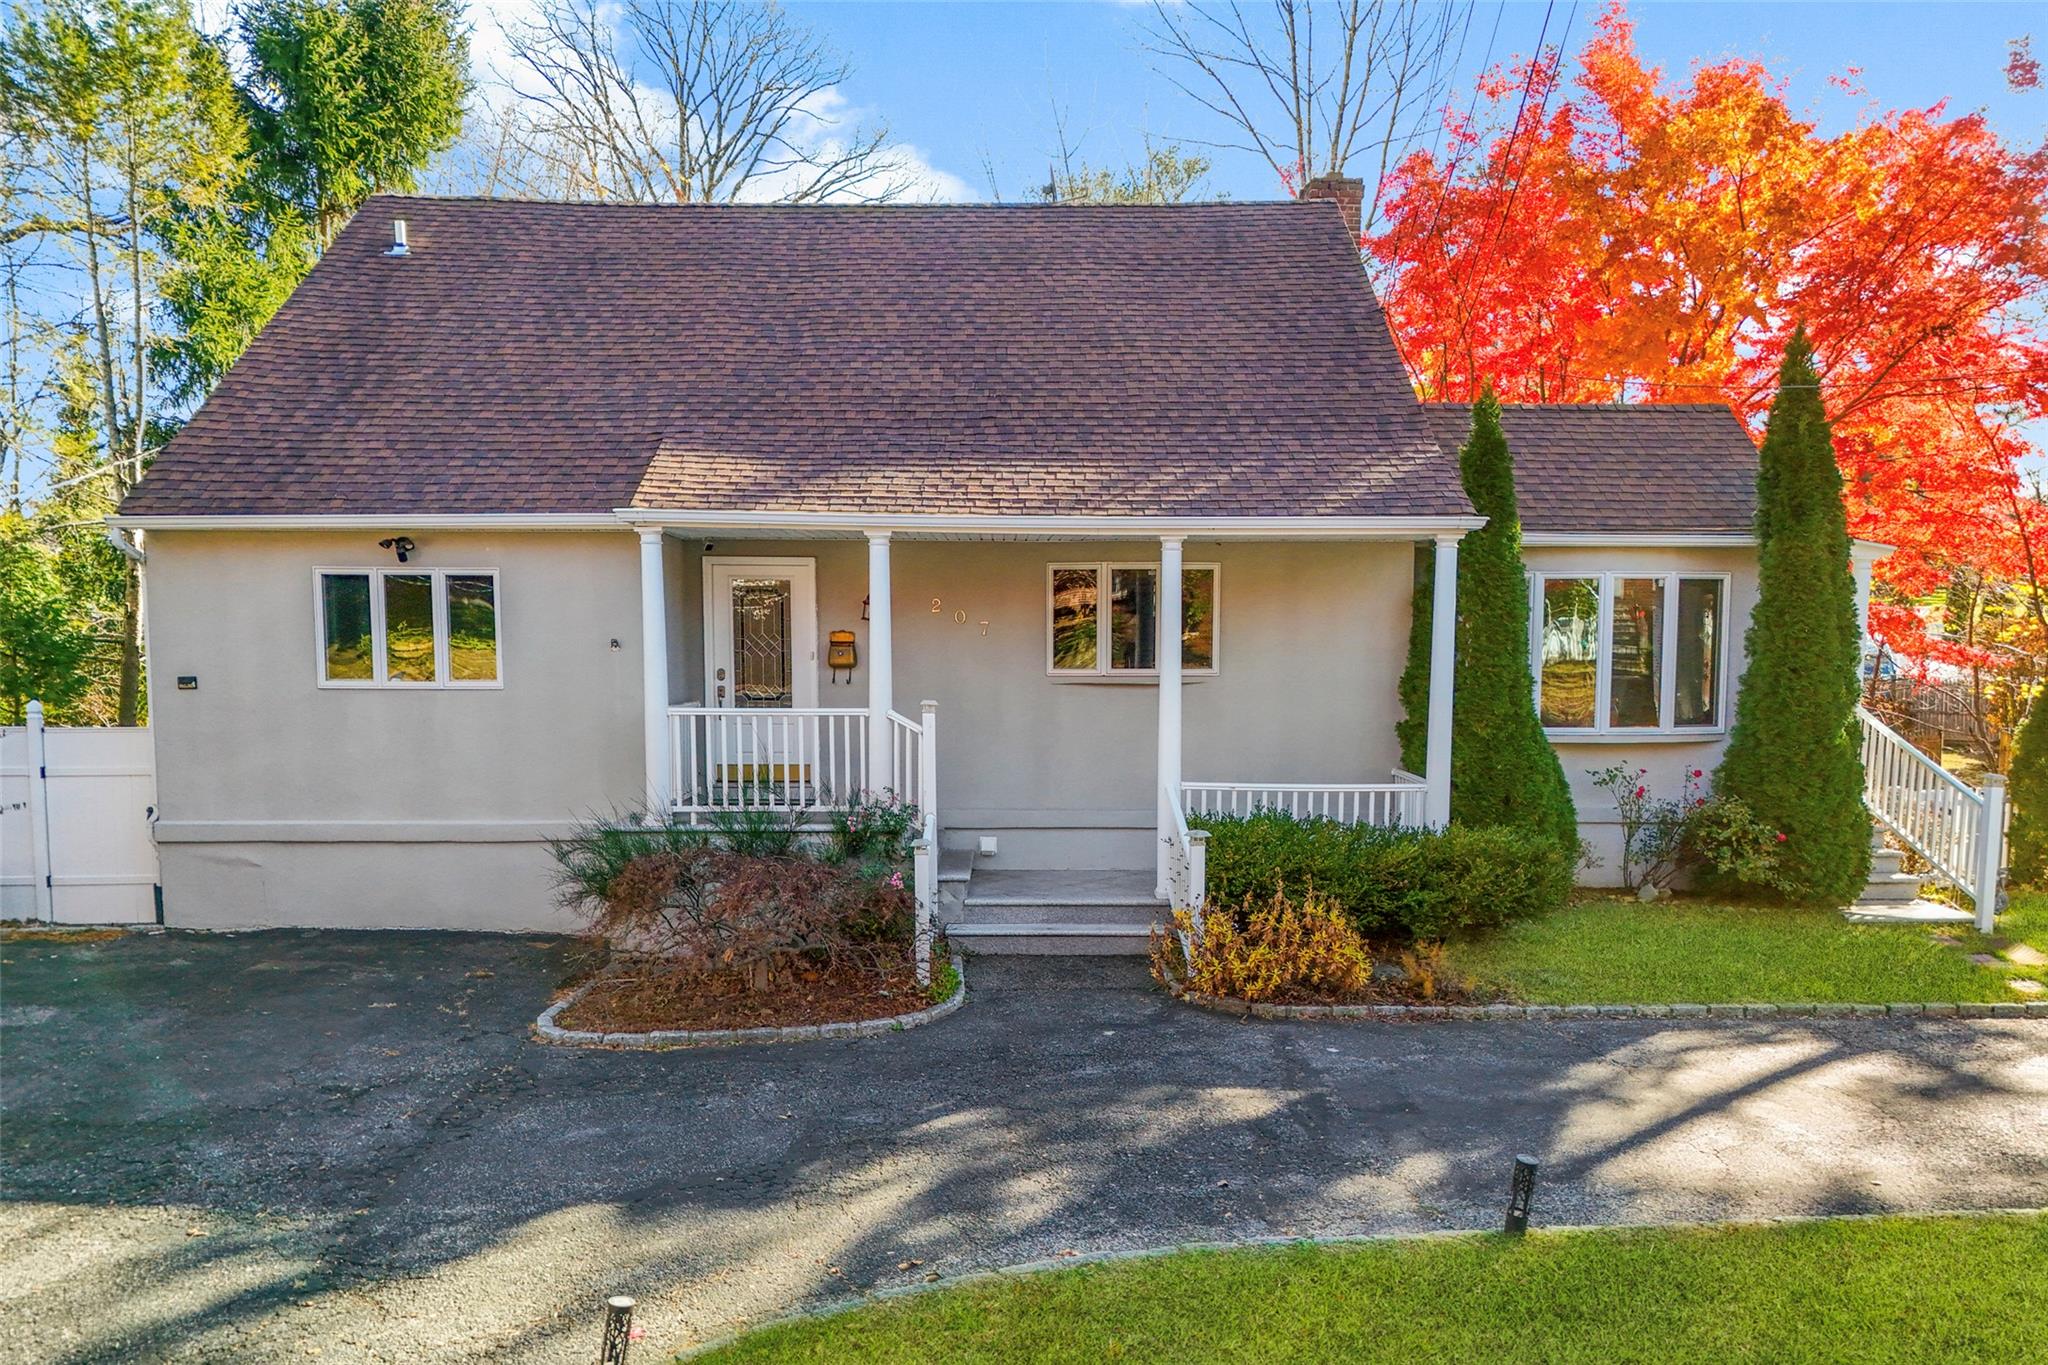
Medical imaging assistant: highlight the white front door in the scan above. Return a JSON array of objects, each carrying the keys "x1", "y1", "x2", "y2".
[{"x1": 703, "y1": 559, "x2": 819, "y2": 797}]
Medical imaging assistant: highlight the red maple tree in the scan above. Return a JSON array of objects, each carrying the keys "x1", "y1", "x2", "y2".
[{"x1": 1368, "y1": 3, "x2": 2048, "y2": 685}]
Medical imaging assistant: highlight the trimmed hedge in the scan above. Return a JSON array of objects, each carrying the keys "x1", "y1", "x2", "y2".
[{"x1": 1190, "y1": 811, "x2": 1573, "y2": 940}]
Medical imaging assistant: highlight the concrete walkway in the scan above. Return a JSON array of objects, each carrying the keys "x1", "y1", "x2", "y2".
[{"x1": 2, "y1": 930, "x2": 2044, "y2": 1362}]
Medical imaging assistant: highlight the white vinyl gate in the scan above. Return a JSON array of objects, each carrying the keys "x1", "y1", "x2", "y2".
[{"x1": 1, "y1": 702, "x2": 159, "y2": 924}]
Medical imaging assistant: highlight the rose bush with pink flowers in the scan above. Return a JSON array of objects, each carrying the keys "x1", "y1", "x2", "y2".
[{"x1": 1589, "y1": 765, "x2": 1796, "y2": 897}]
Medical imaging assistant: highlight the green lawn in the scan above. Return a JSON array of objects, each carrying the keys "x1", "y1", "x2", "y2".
[
  {"x1": 693, "y1": 1214, "x2": 2048, "y2": 1363},
  {"x1": 1442, "y1": 898, "x2": 2039, "y2": 1005}
]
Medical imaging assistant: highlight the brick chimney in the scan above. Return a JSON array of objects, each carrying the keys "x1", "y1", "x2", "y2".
[{"x1": 1301, "y1": 174, "x2": 1365, "y2": 244}]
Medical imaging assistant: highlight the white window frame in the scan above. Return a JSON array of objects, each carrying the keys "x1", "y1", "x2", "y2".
[
  {"x1": 1527, "y1": 571, "x2": 1730, "y2": 737},
  {"x1": 313, "y1": 567, "x2": 504, "y2": 690},
  {"x1": 1045, "y1": 561, "x2": 1221, "y2": 678}
]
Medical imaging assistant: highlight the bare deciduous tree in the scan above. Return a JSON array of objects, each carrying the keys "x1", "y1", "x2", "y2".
[
  {"x1": 498, "y1": 0, "x2": 915, "y2": 204},
  {"x1": 1145, "y1": 0, "x2": 1471, "y2": 234}
]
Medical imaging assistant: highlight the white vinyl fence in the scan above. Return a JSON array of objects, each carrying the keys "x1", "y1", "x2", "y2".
[{"x1": 1, "y1": 702, "x2": 158, "y2": 924}]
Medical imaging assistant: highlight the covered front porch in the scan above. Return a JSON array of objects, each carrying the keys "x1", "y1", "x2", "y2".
[{"x1": 628, "y1": 516, "x2": 1471, "y2": 935}]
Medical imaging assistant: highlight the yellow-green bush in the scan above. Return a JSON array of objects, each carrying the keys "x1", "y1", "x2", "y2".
[{"x1": 1153, "y1": 889, "x2": 1372, "y2": 1003}]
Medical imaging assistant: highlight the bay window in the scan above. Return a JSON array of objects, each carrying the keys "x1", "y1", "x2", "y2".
[
  {"x1": 1049, "y1": 562, "x2": 1217, "y2": 676},
  {"x1": 317, "y1": 568, "x2": 501, "y2": 687},
  {"x1": 1529, "y1": 572, "x2": 1726, "y2": 733}
]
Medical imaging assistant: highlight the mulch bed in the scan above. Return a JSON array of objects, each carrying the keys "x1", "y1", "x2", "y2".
[
  {"x1": 556, "y1": 947, "x2": 940, "y2": 1033},
  {"x1": 0, "y1": 926, "x2": 127, "y2": 943}
]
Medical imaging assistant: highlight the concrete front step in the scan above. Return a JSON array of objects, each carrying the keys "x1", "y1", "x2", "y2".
[
  {"x1": 945, "y1": 867, "x2": 1166, "y2": 954},
  {"x1": 947, "y1": 901, "x2": 1164, "y2": 927},
  {"x1": 1870, "y1": 847, "x2": 1906, "y2": 877},
  {"x1": 1857, "y1": 872, "x2": 1926, "y2": 904},
  {"x1": 1843, "y1": 899, "x2": 1973, "y2": 925},
  {"x1": 945, "y1": 922, "x2": 1157, "y2": 956},
  {"x1": 960, "y1": 867, "x2": 1161, "y2": 905}
]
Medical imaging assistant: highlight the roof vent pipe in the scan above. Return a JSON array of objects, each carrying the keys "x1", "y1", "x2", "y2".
[{"x1": 386, "y1": 219, "x2": 409, "y2": 257}]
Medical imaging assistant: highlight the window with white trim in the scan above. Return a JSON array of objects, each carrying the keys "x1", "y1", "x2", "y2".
[
  {"x1": 1529, "y1": 572, "x2": 1726, "y2": 732},
  {"x1": 317, "y1": 568, "x2": 500, "y2": 687},
  {"x1": 1048, "y1": 562, "x2": 1218, "y2": 675}
]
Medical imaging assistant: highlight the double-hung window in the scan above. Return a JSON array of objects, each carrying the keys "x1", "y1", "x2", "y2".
[
  {"x1": 317, "y1": 568, "x2": 501, "y2": 687},
  {"x1": 1529, "y1": 572, "x2": 1727, "y2": 733},
  {"x1": 1048, "y1": 562, "x2": 1218, "y2": 676}
]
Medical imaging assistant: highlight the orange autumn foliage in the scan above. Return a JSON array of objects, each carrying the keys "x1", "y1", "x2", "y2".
[{"x1": 1368, "y1": 3, "x2": 2048, "y2": 674}]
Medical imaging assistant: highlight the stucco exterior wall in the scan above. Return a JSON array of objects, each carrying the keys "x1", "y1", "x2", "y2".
[
  {"x1": 145, "y1": 528, "x2": 644, "y2": 928},
  {"x1": 1521, "y1": 545, "x2": 1761, "y2": 886},
  {"x1": 141, "y1": 528, "x2": 1757, "y2": 926}
]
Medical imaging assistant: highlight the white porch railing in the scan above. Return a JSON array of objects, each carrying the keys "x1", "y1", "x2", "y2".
[
  {"x1": 668, "y1": 704, "x2": 938, "y2": 815},
  {"x1": 668, "y1": 706, "x2": 872, "y2": 812},
  {"x1": 1857, "y1": 706, "x2": 2005, "y2": 932},
  {"x1": 1181, "y1": 775, "x2": 1427, "y2": 828},
  {"x1": 668, "y1": 702, "x2": 942, "y2": 982}
]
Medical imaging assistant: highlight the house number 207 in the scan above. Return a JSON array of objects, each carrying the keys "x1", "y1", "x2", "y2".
[{"x1": 932, "y1": 598, "x2": 986, "y2": 633}]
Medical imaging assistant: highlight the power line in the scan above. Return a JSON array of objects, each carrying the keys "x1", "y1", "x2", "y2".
[
  {"x1": 1415, "y1": 0, "x2": 1506, "y2": 252},
  {"x1": 1492, "y1": 0, "x2": 1578, "y2": 241}
]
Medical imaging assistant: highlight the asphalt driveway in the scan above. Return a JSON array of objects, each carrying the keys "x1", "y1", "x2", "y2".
[{"x1": 3, "y1": 929, "x2": 2044, "y2": 1363}]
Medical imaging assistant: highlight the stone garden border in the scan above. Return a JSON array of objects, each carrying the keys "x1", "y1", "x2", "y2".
[
  {"x1": 535, "y1": 957, "x2": 967, "y2": 1048},
  {"x1": 1180, "y1": 992, "x2": 2048, "y2": 1022}
]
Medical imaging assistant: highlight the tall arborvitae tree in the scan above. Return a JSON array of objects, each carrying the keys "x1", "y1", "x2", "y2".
[
  {"x1": 1715, "y1": 327, "x2": 1870, "y2": 903},
  {"x1": 2007, "y1": 690, "x2": 2048, "y2": 885},
  {"x1": 1395, "y1": 542, "x2": 1432, "y2": 774},
  {"x1": 1416, "y1": 387, "x2": 1579, "y2": 852}
]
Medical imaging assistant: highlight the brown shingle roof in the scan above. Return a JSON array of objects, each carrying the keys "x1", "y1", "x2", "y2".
[
  {"x1": 1421, "y1": 402, "x2": 1758, "y2": 535},
  {"x1": 124, "y1": 195, "x2": 1470, "y2": 520}
]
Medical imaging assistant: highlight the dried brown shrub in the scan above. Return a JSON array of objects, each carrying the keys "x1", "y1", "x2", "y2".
[{"x1": 590, "y1": 847, "x2": 912, "y2": 993}]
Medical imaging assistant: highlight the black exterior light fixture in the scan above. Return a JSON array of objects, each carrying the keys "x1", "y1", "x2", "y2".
[
  {"x1": 1504, "y1": 1154, "x2": 1540, "y2": 1235},
  {"x1": 378, "y1": 536, "x2": 416, "y2": 563}
]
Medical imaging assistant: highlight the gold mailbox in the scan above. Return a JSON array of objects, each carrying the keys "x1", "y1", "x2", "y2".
[{"x1": 827, "y1": 629, "x2": 858, "y2": 680}]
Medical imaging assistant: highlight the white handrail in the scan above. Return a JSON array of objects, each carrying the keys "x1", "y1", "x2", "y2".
[
  {"x1": 1161, "y1": 781, "x2": 1208, "y2": 959},
  {"x1": 1857, "y1": 706, "x2": 2003, "y2": 931},
  {"x1": 1182, "y1": 779, "x2": 1426, "y2": 828},
  {"x1": 890, "y1": 703, "x2": 941, "y2": 984}
]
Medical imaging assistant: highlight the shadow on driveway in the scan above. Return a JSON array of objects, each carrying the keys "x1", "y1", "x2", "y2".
[{"x1": 3, "y1": 931, "x2": 2044, "y2": 1362}]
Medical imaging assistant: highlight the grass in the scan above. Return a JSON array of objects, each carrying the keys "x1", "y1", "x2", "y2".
[
  {"x1": 1983, "y1": 889, "x2": 2048, "y2": 956},
  {"x1": 693, "y1": 1213, "x2": 2048, "y2": 1363},
  {"x1": 1441, "y1": 897, "x2": 2039, "y2": 1005}
]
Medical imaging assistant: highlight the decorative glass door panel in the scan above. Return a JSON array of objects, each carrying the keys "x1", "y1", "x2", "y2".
[{"x1": 730, "y1": 578, "x2": 794, "y2": 707}]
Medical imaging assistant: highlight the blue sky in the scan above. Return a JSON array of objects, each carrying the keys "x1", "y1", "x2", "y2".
[{"x1": 772, "y1": 1, "x2": 2045, "y2": 202}]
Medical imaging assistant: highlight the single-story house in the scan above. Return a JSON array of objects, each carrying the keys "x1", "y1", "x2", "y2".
[{"x1": 111, "y1": 177, "x2": 1889, "y2": 945}]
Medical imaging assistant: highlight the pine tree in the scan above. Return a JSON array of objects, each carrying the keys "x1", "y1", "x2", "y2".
[
  {"x1": 1714, "y1": 327, "x2": 1870, "y2": 903},
  {"x1": 2008, "y1": 691, "x2": 2048, "y2": 886},
  {"x1": 1441, "y1": 388, "x2": 1579, "y2": 853},
  {"x1": 1395, "y1": 543, "x2": 1431, "y2": 774}
]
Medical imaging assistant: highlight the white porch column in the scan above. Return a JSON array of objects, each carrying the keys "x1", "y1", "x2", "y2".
[
  {"x1": 1423, "y1": 533, "x2": 1459, "y2": 829},
  {"x1": 1156, "y1": 535, "x2": 1185, "y2": 897},
  {"x1": 1850, "y1": 543, "x2": 1878, "y2": 665},
  {"x1": 637, "y1": 528, "x2": 672, "y2": 815},
  {"x1": 867, "y1": 531, "x2": 894, "y2": 793}
]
